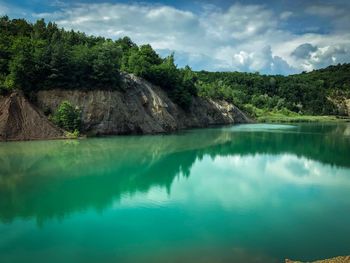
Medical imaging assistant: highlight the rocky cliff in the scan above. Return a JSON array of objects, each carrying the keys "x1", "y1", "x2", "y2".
[
  {"x1": 0, "y1": 74, "x2": 250, "y2": 141},
  {"x1": 36, "y1": 74, "x2": 250, "y2": 136}
]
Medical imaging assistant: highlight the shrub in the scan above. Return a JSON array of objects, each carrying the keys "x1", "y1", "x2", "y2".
[
  {"x1": 53, "y1": 101, "x2": 81, "y2": 132},
  {"x1": 65, "y1": 129, "x2": 80, "y2": 139},
  {"x1": 242, "y1": 104, "x2": 258, "y2": 117}
]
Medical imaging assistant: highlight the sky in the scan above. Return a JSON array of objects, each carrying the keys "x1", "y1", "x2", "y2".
[{"x1": 1, "y1": 0, "x2": 350, "y2": 75}]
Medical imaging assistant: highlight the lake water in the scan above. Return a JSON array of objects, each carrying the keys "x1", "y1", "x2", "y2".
[{"x1": 0, "y1": 123, "x2": 350, "y2": 263}]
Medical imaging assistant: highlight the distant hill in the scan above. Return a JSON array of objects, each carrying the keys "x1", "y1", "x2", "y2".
[
  {"x1": 302, "y1": 63, "x2": 350, "y2": 91},
  {"x1": 196, "y1": 63, "x2": 350, "y2": 116}
]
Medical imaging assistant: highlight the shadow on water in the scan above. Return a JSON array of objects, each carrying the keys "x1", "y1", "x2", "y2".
[{"x1": 0, "y1": 123, "x2": 349, "y2": 223}]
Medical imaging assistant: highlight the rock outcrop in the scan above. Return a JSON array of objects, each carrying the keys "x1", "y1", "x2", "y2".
[
  {"x1": 0, "y1": 74, "x2": 250, "y2": 141},
  {"x1": 328, "y1": 96, "x2": 350, "y2": 116},
  {"x1": 0, "y1": 92, "x2": 64, "y2": 141},
  {"x1": 36, "y1": 74, "x2": 250, "y2": 136}
]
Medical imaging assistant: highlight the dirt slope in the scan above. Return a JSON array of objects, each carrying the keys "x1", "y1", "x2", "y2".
[{"x1": 0, "y1": 92, "x2": 64, "y2": 141}]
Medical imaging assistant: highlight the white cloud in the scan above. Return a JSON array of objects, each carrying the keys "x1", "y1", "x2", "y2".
[
  {"x1": 280, "y1": 11, "x2": 293, "y2": 20},
  {"x1": 32, "y1": 2, "x2": 350, "y2": 74},
  {"x1": 202, "y1": 4, "x2": 277, "y2": 41}
]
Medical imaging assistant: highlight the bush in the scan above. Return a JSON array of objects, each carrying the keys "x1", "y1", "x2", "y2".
[
  {"x1": 242, "y1": 104, "x2": 259, "y2": 117},
  {"x1": 53, "y1": 101, "x2": 81, "y2": 132},
  {"x1": 65, "y1": 129, "x2": 80, "y2": 139}
]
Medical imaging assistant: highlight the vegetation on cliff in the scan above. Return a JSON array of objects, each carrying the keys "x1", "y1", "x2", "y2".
[
  {"x1": 0, "y1": 16, "x2": 349, "y2": 117},
  {"x1": 51, "y1": 101, "x2": 81, "y2": 133}
]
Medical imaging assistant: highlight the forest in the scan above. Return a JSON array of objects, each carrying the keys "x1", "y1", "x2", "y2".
[
  {"x1": 1, "y1": 16, "x2": 349, "y2": 115},
  {"x1": 197, "y1": 64, "x2": 350, "y2": 116}
]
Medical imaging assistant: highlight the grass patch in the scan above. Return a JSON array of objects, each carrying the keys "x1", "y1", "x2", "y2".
[
  {"x1": 257, "y1": 114, "x2": 345, "y2": 123},
  {"x1": 243, "y1": 104, "x2": 349, "y2": 123}
]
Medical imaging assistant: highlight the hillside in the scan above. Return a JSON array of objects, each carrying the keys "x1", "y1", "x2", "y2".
[{"x1": 196, "y1": 64, "x2": 350, "y2": 117}]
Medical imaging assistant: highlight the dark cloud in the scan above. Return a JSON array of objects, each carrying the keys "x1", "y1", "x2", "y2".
[
  {"x1": 291, "y1": 43, "x2": 318, "y2": 59},
  {"x1": 310, "y1": 44, "x2": 350, "y2": 69}
]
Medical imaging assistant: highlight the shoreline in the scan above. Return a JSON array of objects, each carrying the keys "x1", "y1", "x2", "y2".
[
  {"x1": 256, "y1": 115, "x2": 350, "y2": 123},
  {"x1": 286, "y1": 255, "x2": 350, "y2": 263},
  {"x1": 1, "y1": 120, "x2": 349, "y2": 143}
]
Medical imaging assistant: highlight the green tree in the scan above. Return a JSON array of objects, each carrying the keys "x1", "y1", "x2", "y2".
[
  {"x1": 6, "y1": 37, "x2": 35, "y2": 92},
  {"x1": 181, "y1": 65, "x2": 197, "y2": 96},
  {"x1": 91, "y1": 41, "x2": 122, "y2": 88},
  {"x1": 47, "y1": 31, "x2": 72, "y2": 88}
]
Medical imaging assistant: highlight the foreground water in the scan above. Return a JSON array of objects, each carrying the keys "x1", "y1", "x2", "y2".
[{"x1": 0, "y1": 123, "x2": 350, "y2": 263}]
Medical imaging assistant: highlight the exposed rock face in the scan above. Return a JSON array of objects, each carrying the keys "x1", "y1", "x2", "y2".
[
  {"x1": 36, "y1": 74, "x2": 250, "y2": 136},
  {"x1": 0, "y1": 92, "x2": 64, "y2": 141},
  {"x1": 328, "y1": 97, "x2": 350, "y2": 116}
]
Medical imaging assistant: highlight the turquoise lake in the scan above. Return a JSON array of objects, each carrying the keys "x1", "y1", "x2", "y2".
[{"x1": 0, "y1": 123, "x2": 350, "y2": 262}]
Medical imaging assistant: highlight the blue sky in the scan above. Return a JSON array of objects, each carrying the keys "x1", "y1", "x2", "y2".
[{"x1": 1, "y1": 0, "x2": 350, "y2": 75}]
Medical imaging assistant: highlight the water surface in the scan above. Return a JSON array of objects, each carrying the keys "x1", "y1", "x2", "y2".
[{"x1": 1, "y1": 123, "x2": 350, "y2": 262}]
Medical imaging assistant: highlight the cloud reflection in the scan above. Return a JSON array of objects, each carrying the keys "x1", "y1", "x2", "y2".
[{"x1": 117, "y1": 153, "x2": 350, "y2": 211}]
